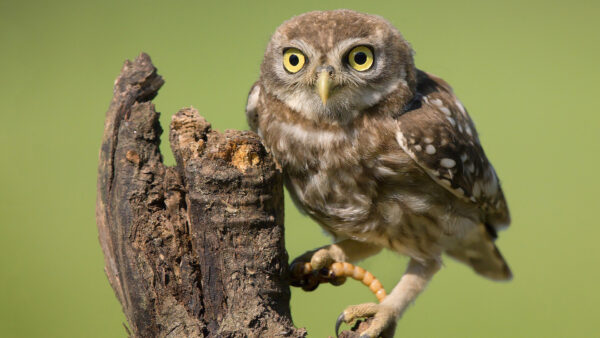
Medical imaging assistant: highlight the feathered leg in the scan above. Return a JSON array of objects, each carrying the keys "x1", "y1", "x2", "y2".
[{"x1": 336, "y1": 258, "x2": 441, "y2": 338}]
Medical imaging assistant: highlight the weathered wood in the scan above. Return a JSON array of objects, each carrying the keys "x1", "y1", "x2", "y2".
[{"x1": 96, "y1": 53, "x2": 306, "y2": 337}]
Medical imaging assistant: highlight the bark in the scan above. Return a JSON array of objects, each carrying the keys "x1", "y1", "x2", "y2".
[{"x1": 96, "y1": 53, "x2": 306, "y2": 337}]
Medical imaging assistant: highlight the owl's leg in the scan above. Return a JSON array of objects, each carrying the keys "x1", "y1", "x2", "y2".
[
  {"x1": 289, "y1": 239, "x2": 382, "y2": 290},
  {"x1": 336, "y1": 257, "x2": 441, "y2": 338},
  {"x1": 294, "y1": 239, "x2": 383, "y2": 269}
]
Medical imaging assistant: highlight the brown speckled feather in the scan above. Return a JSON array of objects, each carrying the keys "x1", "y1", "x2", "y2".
[{"x1": 396, "y1": 70, "x2": 510, "y2": 230}]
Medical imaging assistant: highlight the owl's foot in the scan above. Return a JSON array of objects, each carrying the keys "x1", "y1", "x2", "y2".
[
  {"x1": 335, "y1": 303, "x2": 397, "y2": 338},
  {"x1": 300, "y1": 247, "x2": 337, "y2": 270},
  {"x1": 290, "y1": 250, "x2": 388, "y2": 301},
  {"x1": 290, "y1": 248, "x2": 347, "y2": 291}
]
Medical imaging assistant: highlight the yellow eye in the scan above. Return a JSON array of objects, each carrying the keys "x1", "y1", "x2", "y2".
[
  {"x1": 283, "y1": 48, "x2": 306, "y2": 73},
  {"x1": 348, "y1": 46, "x2": 374, "y2": 71}
]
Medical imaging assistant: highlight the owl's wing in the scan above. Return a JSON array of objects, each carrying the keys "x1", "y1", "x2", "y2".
[
  {"x1": 245, "y1": 82, "x2": 261, "y2": 133},
  {"x1": 395, "y1": 70, "x2": 510, "y2": 231}
]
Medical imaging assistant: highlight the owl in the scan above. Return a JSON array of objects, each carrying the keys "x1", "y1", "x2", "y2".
[{"x1": 246, "y1": 10, "x2": 511, "y2": 338}]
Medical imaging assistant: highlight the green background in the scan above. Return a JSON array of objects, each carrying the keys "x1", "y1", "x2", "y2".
[{"x1": 1, "y1": 0, "x2": 598, "y2": 337}]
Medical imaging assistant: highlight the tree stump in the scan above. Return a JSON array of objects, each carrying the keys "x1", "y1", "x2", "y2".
[{"x1": 96, "y1": 53, "x2": 306, "y2": 337}]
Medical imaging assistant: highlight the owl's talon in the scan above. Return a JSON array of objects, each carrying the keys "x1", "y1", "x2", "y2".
[
  {"x1": 335, "y1": 303, "x2": 396, "y2": 338},
  {"x1": 335, "y1": 312, "x2": 345, "y2": 337}
]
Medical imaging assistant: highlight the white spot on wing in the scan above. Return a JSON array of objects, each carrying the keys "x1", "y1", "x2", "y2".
[
  {"x1": 441, "y1": 158, "x2": 456, "y2": 168},
  {"x1": 396, "y1": 127, "x2": 471, "y2": 203},
  {"x1": 465, "y1": 125, "x2": 473, "y2": 136},
  {"x1": 425, "y1": 144, "x2": 436, "y2": 154},
  {"x1": 455, "y1": 98, "x2": 466, "y2": 116},
  {"x1": 446, "y1": 117, "x2": 456, "y2": 126}
]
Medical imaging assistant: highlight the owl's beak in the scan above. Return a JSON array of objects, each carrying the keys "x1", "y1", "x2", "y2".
[{"x1": 316, "y1": 69, "x2": 332, "y2": 105}]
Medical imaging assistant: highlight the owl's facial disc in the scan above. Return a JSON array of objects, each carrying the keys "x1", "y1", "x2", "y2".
[{"x1": 261, "y1": 10, "x2": 416, "y2": 124}]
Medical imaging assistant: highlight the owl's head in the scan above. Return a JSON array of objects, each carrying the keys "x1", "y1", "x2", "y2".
[{"x1": 260, "y1": 10, "x2": 416, "y2": 124}]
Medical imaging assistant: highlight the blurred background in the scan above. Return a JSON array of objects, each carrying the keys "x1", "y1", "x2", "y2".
[{"x1": 1, "y1": 0, "x2": 599, "y2": 337}]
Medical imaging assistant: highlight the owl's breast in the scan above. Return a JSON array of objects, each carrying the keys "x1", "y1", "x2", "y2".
[
  {"x1": 259, "y1": 112, "x2": 367, "y2": 227},
  {"x1": 284, "y1": 160, "x2": 374, "y2": 233},
  {"x1": 258, "y1": 102, "x2": 420, "y2": 238}
]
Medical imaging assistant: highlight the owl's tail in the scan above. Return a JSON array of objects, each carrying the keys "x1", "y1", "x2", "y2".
[{"x1": 445, "y1": 223, "x2": 512, "y2": 281}]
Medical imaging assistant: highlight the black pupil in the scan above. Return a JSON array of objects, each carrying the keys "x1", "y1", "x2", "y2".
[
  {"x1": 354, "y1": 52, "x2": 367, "y2": 65},
  {"x1": 289, "y1": 54, "x2": 299, "y2": 66}
]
